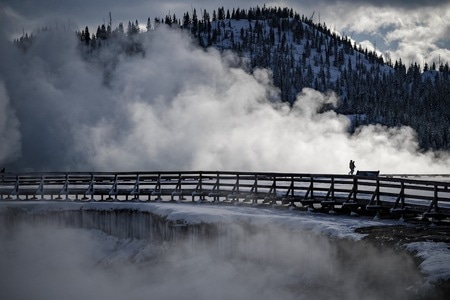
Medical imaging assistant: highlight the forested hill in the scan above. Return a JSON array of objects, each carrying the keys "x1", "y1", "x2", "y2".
[{"x1": 15, "y1": 6, "x2": 450, "y2": 150}]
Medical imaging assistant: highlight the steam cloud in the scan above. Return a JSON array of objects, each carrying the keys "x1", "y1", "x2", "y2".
[
  {"x1": 0, "y1": 81, "x2": 21, "y2": 163},
  {"x1": 0, "y1": 25, "x2": 449, "y2": 173},
  {"x1": 0, "y1": 221, "x2": 423, "y2": 300}
]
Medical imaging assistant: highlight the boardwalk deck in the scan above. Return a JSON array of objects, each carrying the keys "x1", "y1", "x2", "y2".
[{"x1": 1, "y1": 171, "x2": 449, "y2": 220}]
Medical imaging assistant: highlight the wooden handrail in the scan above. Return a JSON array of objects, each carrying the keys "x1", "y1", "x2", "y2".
[{"x1": 1, "y1": 171, "x2": 449, "y2": 219}]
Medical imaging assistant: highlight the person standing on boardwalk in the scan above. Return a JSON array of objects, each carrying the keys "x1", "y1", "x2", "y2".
[{"x1": 348, "y1": 160, "x2": 355, "y2": 175}]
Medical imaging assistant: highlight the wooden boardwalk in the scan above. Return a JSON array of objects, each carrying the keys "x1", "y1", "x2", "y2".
[{"x1": 1, "y1": 171, "x2": 449, "y2": 220}]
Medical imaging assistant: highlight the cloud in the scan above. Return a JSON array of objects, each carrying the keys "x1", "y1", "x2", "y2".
[
  {"x1": 323, "y1": 0, "x2": 449, "y2": 9},
  {"x1": 312, "y1": 2, "x2": 450, "y2": 65},
  {"x1": 380, "y1": 7, "x2": 450, "y2": 65}
]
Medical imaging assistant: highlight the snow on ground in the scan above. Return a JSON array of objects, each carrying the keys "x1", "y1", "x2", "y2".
[
  {"x1": 405, "y1": 242, "x2": 450, "y2": 284},
  {"x1": 1, "y1": 200, "x2": 449, "y2": 283}
]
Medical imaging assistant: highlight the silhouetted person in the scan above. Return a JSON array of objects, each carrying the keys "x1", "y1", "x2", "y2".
[
  {"x1": 348, "y1": 160, "x2": 355, "y2": 175},
  {"x1": 0, "y1": 168, "x2": 4, "y2": 173}
]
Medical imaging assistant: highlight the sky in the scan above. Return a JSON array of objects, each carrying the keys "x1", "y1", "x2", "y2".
[
  {"x1": 0, "y1": 1, "x2": 450, "y2": 173},
  {"x1": 2, "y1": 0, "x2": 450, "y2": 66}
]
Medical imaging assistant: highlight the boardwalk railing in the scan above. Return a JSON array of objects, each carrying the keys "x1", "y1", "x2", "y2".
[{"x1": 1, "y1": 171, "x2": 449, "y2": 219}]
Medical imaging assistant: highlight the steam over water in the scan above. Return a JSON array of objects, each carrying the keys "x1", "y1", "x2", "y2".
[{"x1": 0, "y1": 209, "x2": 429, "y2": 300}]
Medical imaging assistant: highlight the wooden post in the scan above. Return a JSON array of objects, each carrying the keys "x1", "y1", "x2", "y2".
[
  {"x1": 393, "y1": 181, "x2": 405, "y2": 209},
  {"x1": 208, "y1": 172, "x2": 221, "y2": 202},
  {"x1": 427, "y1": 185, "x2": 439, "y2": 213},
  {"x1": 15, "y1": 175, "x2": 20, "y2": 200},
  {"x1": 325, "y1": 177, "x2": 335, "y2": 201}
]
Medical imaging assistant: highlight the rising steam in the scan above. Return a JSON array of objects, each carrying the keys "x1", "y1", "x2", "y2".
[
  {"x1": 0, "y1": 25, "x2": 449, "y2": 173},
  {"x1": 0, "y1": 218, "x2": 424, "y2": 300}
]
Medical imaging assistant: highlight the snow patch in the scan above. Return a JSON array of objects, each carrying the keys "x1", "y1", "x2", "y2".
[{"x1": 405, "y1": 242, "x2": 450, "y2": 284}]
